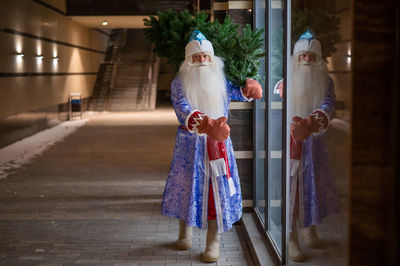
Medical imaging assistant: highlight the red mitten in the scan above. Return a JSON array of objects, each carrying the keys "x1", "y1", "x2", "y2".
[
  {"x1": 305, "y1": 109, "x2": 329, "y2": 133},
  {"x1": 243, "y1": 79, "x2": 263, "y2": 99},
  {"x1": 290, "y1": 116, "x2": 312, "y2": 141},
  {"x1": 304, "y1": 115, "x2": 319, "y2": 133},
  {"x1": 198, "y1": 116, "x2": 230, "y2": 142}
]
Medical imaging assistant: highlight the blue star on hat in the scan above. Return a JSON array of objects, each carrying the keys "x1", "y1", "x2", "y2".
[
  {"x1": 188, "y1": 30, "x2": 207, "y2": 44},
  {"x1": 299, "y1": 29, "x2": 316, "y2": 43}
]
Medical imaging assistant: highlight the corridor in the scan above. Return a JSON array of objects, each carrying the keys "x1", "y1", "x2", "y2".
[{"x1": 0, "y1": 109, "x2": 253, "y2": 266}]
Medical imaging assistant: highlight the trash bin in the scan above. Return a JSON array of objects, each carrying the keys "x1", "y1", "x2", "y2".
[{"x1": 69, "y1": 92, "x2": 82, "y2": 120}]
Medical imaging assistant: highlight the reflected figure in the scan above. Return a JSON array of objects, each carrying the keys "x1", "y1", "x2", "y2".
[{"x1": 287, "y1": 30, "x2": 339, "y2": 262}]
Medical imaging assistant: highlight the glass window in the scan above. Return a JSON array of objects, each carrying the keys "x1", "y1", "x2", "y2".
[
  {"x1": 254, "y1": 0, "x2": 287, "y2": 260},
  {"x1": 253, "y1": 1, "x2": 350, "y2": 265},
  {"x1": 254, "y1": 0, "x2": 266, "y2": 224},
  {"x1": 267, "y1": 0, "x2": 285, "y2": 255}
]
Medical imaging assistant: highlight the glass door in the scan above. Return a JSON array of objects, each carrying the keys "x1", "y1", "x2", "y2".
[
  {"x1": 254, "y1": 0, "x2": 288, "y2": 263},
  {"x1": 266, "y1": 0, "x2": 286, "y2": 258},
  {"x1": 254, "y1": 0, "x2": 266, "y2": 225}
]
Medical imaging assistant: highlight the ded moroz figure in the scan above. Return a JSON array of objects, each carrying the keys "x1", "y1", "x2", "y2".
[
  {"x1": 161, "y1": 30, "x2": 262, "y2": 263},
  {"x1": 281, "y1": 30, "x2": 340, "y2": 262}
]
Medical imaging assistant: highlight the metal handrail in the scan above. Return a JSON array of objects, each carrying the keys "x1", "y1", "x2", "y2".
[
  {"x1": 149, "y1": 51, "x2": 160, "y2": 109},
  {"x1": 88, "y1": 63, "x2": 107, "y2": 111},
  {"x1": 105, "y1": 60, "x2": 119, "y2": 111},
  {"x1": 143, "y1": 43, "x2": 159, "y2": 109},
  {"x1": 104, "y1": 30, "x2": 126, "y2": 111},
  {"x1": 145, "y1": 44, "x2": 155, "y2": 101}
]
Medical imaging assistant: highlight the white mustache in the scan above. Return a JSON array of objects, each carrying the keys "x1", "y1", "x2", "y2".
[
  {"x1": 298, "y1": 60, "x2": 320, "y2": 66},
  {"x1": 188, "y1": 61, "x2": 211, "y2": 67}
]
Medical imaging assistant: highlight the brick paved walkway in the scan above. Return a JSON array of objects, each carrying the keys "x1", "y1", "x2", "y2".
[{"x1": 0, "y1": 110, "x2": 253, "y2": 266}]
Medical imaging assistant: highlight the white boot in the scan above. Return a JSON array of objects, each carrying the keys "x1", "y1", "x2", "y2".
[
  {"x1": 302, "y1": 225, "x2": 322, "y2": 249},
  {"x1": 177, "y1": 219, "x2": 192, "y2": 250},
  {"x1": 289, "y1": 225, "x2": 306, "y2": 262},
  {"x1": 202, "y1": 220, "x2": 220, "y2": 262}
]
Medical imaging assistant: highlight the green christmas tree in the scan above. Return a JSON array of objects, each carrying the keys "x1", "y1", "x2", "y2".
[
  {"x1": 271, "y1": 5, "x2": 340, "y2": 84},
  {"x1": 292, "y1": 7, "x2": 340, "y2": 59},
  {"x1": 143, "y1": 10, "x2": 264, "y2": 88}
]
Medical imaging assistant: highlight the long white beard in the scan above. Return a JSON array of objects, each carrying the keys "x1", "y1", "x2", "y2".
[
  {"x1": 179, "y1": 55, "x2": 227, "y2": 119},
  {"x1": 289, "y1": 56, "x2": 328, "y2": 119}
]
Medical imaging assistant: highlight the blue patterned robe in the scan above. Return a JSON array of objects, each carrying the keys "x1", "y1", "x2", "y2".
[
  {"x1": 291, "y1": 77, "x2": 340, "y2": 229},
  {"x1": 161, "y1": 76, "x2": 249, "y2": 233}
]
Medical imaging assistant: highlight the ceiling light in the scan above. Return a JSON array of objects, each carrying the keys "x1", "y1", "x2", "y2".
[
  {"x1": 102, "y1": 21, "x2": 108, "y2": 26},
  {"x1": 36, "y1": 54, "x2": 44, "y2": 60}
]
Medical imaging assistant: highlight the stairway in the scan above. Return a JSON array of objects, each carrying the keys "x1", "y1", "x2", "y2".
[
  {"x1": 88, "y1": 29, "x2": 124, "y2": 112},
  {"x1": 89, "y1": 29, "x2": 158, "y2": 112},
  {"x1": 110, "y1": 29, "x2": 158, "y2": 111}
]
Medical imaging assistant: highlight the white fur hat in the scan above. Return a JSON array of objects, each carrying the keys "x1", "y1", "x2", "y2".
[
  {"x1": 185, "y1": 30, "x2": 214, "y2": 58},
  {"x1": 293, "y1": 30, "x2": 322, "y2": 56}
]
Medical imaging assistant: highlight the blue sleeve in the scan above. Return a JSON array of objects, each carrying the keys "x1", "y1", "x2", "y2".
[
  {"x1": 319, "y1": 77, "x2": 336, "y2": 120},
  {"x1": 226, "y1": 80, "x2": 249, "y2": 102},
  {"x1": 170, "y1": 77, "x2": 194, "y2": 126}
]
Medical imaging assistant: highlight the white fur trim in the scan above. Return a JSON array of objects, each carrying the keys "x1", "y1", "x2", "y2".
[
  {"x1": 210, "y1": 158, "x2": 227, "y2": 178},
  {"x1": 240, "y1": 88, "x2": 253, "y2": 102},
  {"x1": 290, "y1": 159, "x2": 300, "y2": 176},
  {"x1": 185, "y1": 40, "x2": 214, "y2": 58},
  {"x1": 211, "y1": 174, "x2": 224, "y2": 234},
  {"x1": 202, "y1": 136, "x2": 210, "y2": 229},
  {"x1": 293, "y1": 39, "x2": 322, "y2": 57},
  {"x1": 228, "y1": 178, "x2": 236, "y2": 197}
]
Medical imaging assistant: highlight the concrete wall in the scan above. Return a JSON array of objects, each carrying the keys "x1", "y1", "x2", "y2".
[{"x1": 0, "y1": 0, "x2": 109, "y2": 117}]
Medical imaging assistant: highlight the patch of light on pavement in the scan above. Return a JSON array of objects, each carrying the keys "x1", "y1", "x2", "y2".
[{"x1": 0, "y1": 119, "x2": 88, "y2": 179}]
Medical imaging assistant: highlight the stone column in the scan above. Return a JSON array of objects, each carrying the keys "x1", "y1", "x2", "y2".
[{"x1": 350, "y1": 0, "x2": 399, "y2": 265}]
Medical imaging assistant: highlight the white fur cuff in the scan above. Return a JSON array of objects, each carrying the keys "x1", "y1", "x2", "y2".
[{"x1": 240, "y1": 88, "x2": 253, "y2": 102}]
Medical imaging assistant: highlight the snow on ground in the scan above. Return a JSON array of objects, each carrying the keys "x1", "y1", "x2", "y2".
[{"x1": 0, "y1": 119, "x2": 88, "y2": 179}]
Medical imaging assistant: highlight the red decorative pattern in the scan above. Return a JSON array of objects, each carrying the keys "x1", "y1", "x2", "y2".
[
  {"x1": 310, "y1": 109, "x2": 329, "y2": 132},
  {"x1": 187, "y1": 111, "x2": 205, "y2": 131}
]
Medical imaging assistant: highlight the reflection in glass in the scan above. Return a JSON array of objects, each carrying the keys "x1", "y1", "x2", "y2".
[
  {"x1": 288, "y1": 29, "x2": 339, "y2": 262},
  {"x1": 287, "y1": 0, "x2": 350, "y2": 264}
]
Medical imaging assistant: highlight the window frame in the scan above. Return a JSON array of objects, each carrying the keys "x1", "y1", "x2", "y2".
[{"x1": 252, "y1": 0, "x2": 290, "y2": 264}]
